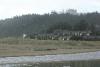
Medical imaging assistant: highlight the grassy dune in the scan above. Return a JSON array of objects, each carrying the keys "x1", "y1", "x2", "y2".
[{"x1": 0, "y1": 38, "x2": 100, "y2": 56}]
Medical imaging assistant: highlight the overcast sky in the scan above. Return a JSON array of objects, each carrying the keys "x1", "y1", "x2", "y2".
[{"x1": 0, "y1": 0, "x2": 100, "y2": 19}]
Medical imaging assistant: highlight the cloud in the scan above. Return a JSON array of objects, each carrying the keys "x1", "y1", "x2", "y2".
[{"x1": 0, "y1": 0, "x2": 100, "y2": 19}]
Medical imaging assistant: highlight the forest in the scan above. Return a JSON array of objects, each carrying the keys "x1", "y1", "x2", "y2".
[{"x1": 0, "y1": 9, "x2": 100, "y2": 37}]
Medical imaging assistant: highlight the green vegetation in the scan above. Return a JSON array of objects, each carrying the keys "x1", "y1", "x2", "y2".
[
  {"x1": 0, "y1": 10, "x2": 99, "y2": 67},
  {"x1": 0, "y1": 10, "x2": 100, "y2": 37}
]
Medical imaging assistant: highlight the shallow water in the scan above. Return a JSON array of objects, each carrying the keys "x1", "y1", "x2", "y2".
[{"x1": 0, "y1": 51, "x2": 100, "y2": 67}]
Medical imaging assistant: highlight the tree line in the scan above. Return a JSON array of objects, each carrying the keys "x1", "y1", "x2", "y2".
[{"x1": 0, "y1": 10, "x2": 99, "y2": 37}]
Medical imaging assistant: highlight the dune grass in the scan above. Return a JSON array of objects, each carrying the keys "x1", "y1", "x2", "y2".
[{"x1": 0, "y1": 38, "x2": 100, "y2": 56}]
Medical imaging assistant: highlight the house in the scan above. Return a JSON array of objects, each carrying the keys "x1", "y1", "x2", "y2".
[
  {"x1": 23, "y1": 30, "x2": 92, "y2": 40},
  {"x1": 53, "y1": 30, "x2": 91, "y2": 36}
]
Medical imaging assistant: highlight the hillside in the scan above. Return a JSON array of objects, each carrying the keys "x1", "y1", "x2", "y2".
[{"x1": 0, "y1": 11, "x2": 100, "y2": 37}]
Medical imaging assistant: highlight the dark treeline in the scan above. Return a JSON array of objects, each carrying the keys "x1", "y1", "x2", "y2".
[{"x1": 0, "y1": 10, "x2": 100, "y2": 37}]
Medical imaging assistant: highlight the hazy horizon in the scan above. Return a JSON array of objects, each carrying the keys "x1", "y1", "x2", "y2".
[{"x1": 0, "y1": 0, "x2": 100, "y2": 19}]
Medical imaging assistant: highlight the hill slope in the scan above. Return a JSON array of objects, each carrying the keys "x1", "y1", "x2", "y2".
[{"x1": 0, "y1": 12, "x2": 100, "y2": 37}]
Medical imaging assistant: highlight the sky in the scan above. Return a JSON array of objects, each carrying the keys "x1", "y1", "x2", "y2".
[{"x1": 0, "y1": 0, "x2": 100, "y2": 19}]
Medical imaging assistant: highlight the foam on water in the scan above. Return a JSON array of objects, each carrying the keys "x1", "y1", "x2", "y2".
[{"x1": 0, "y1": 51, "x2": 100, "y2": 65}]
